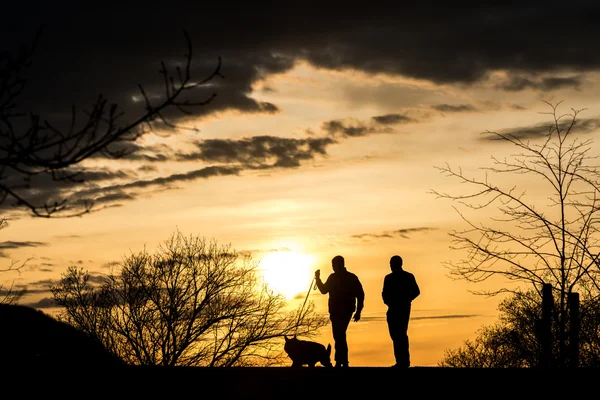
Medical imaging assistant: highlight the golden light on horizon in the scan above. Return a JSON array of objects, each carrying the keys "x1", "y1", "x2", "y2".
[{"x1": 258, "y1": 251, "x2": 314, "y2": 300}]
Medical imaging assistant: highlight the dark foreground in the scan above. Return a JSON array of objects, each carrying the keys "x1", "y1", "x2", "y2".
[{"x1": 11, "y1": 366, "x2": 598, "y2": 398}]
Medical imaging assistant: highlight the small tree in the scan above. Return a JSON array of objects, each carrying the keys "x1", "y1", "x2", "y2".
[
  {"x1": 430, "y1": 102, "x2": 600, "y2": 367},
  {"x1": 0, "y1": 218, "x2": 27, "y2": 304},
  {"x1": 438, "y1": 290, "x2": 600, "y2": 367},
  {"x1": 51, "y1": 231, "x2": 328, "y2": 367}
]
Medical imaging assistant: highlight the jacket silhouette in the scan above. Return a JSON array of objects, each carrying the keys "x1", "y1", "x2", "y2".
[
  {"x1": 315, "y1": 255, "x2": 364, "y2": 367},
  {"x1": 382, "y1": 255, "x2": 420, "y2": 368}
]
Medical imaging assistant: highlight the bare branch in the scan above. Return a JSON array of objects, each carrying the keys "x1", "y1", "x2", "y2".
[
  {"x1": 0, "y1": 29, "x2": 223, "y2": 218},
  {"x1": 432, "y1": 101, "x2": 600, "y2": 366}
]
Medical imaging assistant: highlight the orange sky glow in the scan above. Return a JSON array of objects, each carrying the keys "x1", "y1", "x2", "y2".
[{"x1": 4, "y1": 5, "x2": 600, "y2": 367}]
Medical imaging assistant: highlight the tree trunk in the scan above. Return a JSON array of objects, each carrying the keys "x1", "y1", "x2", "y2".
[
  {"x1": 568, "y1": 292, "x2": 580, "y2": 368},
  {"x1": 539, "y1": 283, "x2": 554, "y2": 368}
]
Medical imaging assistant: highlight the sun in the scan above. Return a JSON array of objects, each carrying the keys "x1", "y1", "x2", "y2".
[{"x1": 258, "y1": 251, "x2": 314, "y2": 300}]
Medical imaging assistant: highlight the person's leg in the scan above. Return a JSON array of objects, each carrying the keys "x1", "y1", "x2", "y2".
[
  {"x1": 387, "y1": 306, "x2": 411, "y2": 367},
  {"x1": 331, "y1": 312, "x2": 352, "y2": 366},
  {"x1": 386, "y1": 310, "x2": 400, "y2": 365},
  {"x1": 403, "y1": 305, "x2": 412, "y2": 366}
]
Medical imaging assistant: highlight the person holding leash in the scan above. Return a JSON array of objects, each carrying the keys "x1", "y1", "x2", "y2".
[{"x1": 315, "y1": 255, "x2": 364, "y2": 368}]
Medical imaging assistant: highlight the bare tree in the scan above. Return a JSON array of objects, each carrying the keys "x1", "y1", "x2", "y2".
[
  {"x1": 51, "y1": 231, "x2": 328, "y2": 367},
  {"x1": 438, "y1": 290, "x2": 600, "y2": 367},
  {"x1": 0, "y1": 29, "x2": 222, "y2": 303},
  {"x1": 430, "y1": 101, "x2": 600, "y2": 366},
  {"x1": 1, "y1": 29, "x2": 222, "y2": 218}
]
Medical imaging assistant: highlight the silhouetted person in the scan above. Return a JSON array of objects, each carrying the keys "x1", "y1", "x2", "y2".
[
  {"x1": 382, "y1": 255, "x2": 420, "y2": 368},
  {"x1": 315, "y1": 255, "x2": 364, "y2": 367}
]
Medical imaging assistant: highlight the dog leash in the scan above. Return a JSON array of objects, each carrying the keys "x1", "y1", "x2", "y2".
[{"x1": 294, "y1": 276, "x2": 317, "y2": 333}]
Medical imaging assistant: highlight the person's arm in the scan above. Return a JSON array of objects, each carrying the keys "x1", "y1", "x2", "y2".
[
  {"x1": 409, "y1": 274, "x2": 420, "y2": 302},
  {"x1": 314, "y1": 270, "x2": 329, "y2": 294},
  {"x1": 353, "y1": 276, "x2": 365, "y2": 322},
  {"x1": 382, "y1": 275, "x2": 390, "y2": 306}
]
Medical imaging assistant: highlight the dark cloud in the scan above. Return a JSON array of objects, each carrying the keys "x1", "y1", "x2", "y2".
[
  {"x1": 78, "y1": 169, "x2": 132, "y2": 182},
  {"x1": 5, "y1": 3, "x2": 600, "y2": 216},
  {"x1": 5, "y1": 2, "x2": 600, "y2": 127},
  {"x1": 496, "y1": 75, "x2": 582, "y2": 91},
  {"x1": 0, "y1": 164, "x2": 243, "y2": 216},
  {"x1": 432, "y1": 104, "x2": 478, "y2": 113},
  {"x1": 180, "y1": 136, "x2": 335, "y2": 168},
  {"x1": 322, "y1": 113, "x2": 414, "y2": 138},
  {"x1": 352, "y1": 227, "x2": 436, "y2": 241},
  {"x1": 0, "y1": 241, "x2": 47, "y2": 258},
  {"x1": 138, "y1": 165, "x2": 158, "y2": 173},
  {"x1": 23, "y1": 274, "x2": 106, "y2": 292},
  {"x1": 371, "y1": 113, "x2": 413, "y2": 125},
  {"x1": 72, "y1": 166, "x2": 243, "y2": 206},
  {"x1": 89, "y1": 143, "x2": 175, "y2": 163},
  {"x1": 481, "y1": 117, "x2": 600, "y2": 141},
  {"x1": 322, "y1": 120, "x2": 381, "y2": 138},
  {"x1": 1, "y1": 129, "x2": 342, "y2": 214},
  {"x1": 511, "y1": 104, "x2": 527, "y2": 110}
]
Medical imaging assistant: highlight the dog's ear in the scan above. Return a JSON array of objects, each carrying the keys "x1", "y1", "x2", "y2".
[{"x1": 284, "y1": 335, "x2": 290, "y2": 342}]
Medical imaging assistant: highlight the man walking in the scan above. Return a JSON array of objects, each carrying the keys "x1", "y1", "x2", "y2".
[
  {"x1": 382, "y1": 255, "x2": 420, "y2": 368},
  {"x1": 315, "y1": 255, "x2": 364, "y2": 367}
]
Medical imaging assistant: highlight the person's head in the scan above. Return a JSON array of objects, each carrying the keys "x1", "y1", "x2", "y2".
[
  {"x1": 331, "y1": 255, "x2": 345, "y2": 272},
  {"x1": 390, "y1": 255, "x2": 403, "y2": 272}
]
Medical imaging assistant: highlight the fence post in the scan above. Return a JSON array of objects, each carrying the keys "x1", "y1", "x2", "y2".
[
  {"x1": 539, "y1": 283, "x2": 553, "y2": 368},
  {"x1": 568, "y1": 292, "x2": 580, "y2": 368}
]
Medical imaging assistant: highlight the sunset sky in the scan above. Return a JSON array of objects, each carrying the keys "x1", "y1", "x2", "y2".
[{"x1": 3, "y1": 2, "x2": 600, "y2": 366}]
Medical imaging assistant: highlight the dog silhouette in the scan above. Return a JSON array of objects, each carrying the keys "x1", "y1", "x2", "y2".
[{"x1": 284, "y1": 335, "x2": 332, "y2": 367}]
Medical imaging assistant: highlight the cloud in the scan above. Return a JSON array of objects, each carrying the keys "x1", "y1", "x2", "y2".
[
  {"x1": 71, "y1": 165, "x2": 243, "y2": 206},
  {"x1": 241, "y1": 247, "x2": 293, "y2": 256},
  {"x1": 20, "y1": 273, "x2": 107, "y2": 296},
  {"x1": 25, "y1": 297, "x2": 58, "y2": 309},
  {"x1": 351, "y1": 227, "x2": 436, "y2": 242},
  {"x1": 89, "y1": 143, "x2": 176, "y2": 163},
  {"x1": 359, "y1": 314, "x2": 480, "y2": 322},
  {"x1": 179, "y1": 136, "x2": 336, "y2": 168},
  {"x1": 495, "y1": 75, "x2": 582, "y2": 92},
  {"x1": 322, "y1": 112, "x2": 414, "y2": 138},
  {"x1": 7, "y1": 3, "x2": 600, "y2": 131},
  {"x1": 1, "y1": 127, "x2": 344, "y2": 215},
  {"x1": 432, "y1": 104, "x2": 478, "y2": 113},
  {"x1": 481, "y1": 117, "x2": 600, "y2": 141},
  {"x1": 0, "y1": 164, "x2": 244, "y2": 216},
  {"x1": 0, "y1": 241, "x2": 47, "y2": 258},
  {"x1": 6, "y1": 3, "x2": 600, "y2": 218},
  {"x1": 138, "y1": 165, "x2": 158, "y2": 173},
  {"x1": 371, "y1": 113, "x2": 414, "y2": 125},
  {"x1": 322, "y1": 119, "x2": 383, "y2": 138}
]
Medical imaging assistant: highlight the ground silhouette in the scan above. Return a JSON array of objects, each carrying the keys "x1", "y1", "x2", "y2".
[
  {"x1": 0, "y1": 303, "x2": 124, "y2": 368},
  {"x1": 1, "y1": 305, "x2": 595, "y2": 399}
]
